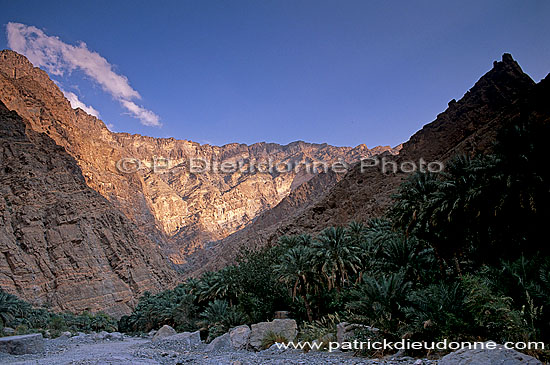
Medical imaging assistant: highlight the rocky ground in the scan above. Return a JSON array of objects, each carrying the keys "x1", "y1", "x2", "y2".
[{"x1": 0, "y1": 333, "x2": 436, "y2": 365}]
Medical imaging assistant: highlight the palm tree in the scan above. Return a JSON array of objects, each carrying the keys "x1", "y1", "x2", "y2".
[
  {"x1": 279, "y1": 234, "x2": 311, "y2": 247},
  {"x1": 273, "y1": 245, "x2": 316, "y2": 321},
  {"x1": 312, "y1": 227, "x2": 361, "y2": 291},
  {"x1": 428, "y1": 155, "x2": 488, "y2": 272},
  {"x1": 347, "y1": 272, "x2": 412, "y2": 334},
  {"x1": 196, "y1": 267, "x2": 242, "y2": 305},
  {"x1": 390, "y1": 171, "x2": 442, "y2": 234},
  {"x1": 347, "y1": 221, "x2": 366, "y2": 246},
  {"x1": 200, "y1": 299, "x2": 230, "y2": 325},
  {"x1": 0, "y1": 289, "x2": 22, "y2": 327}
]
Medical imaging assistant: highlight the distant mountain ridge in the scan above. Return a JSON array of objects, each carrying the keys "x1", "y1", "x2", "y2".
[{"x1": 0, "y1": 49, "x2": 397, "y2": 278}]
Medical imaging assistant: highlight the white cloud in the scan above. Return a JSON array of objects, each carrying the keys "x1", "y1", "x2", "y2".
[
  {"x1": 120, "y1": 99, "x2": 160, "y2": 127},
  {"x1": 6, "y1": 22, "x2": 161, "y2": 127},
  {"x1": 62, "y1": 89, "x2": 100, "y2": 117}
]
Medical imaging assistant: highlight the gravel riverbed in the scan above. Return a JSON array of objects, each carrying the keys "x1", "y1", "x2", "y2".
[{"x1": 0, "y1": 335, "x2": 438, "y2": 365}]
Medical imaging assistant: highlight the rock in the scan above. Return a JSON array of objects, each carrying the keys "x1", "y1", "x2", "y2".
[
  {"x1": 439, "y1": 342, "x2": 542, "y2": 365},
  {"x1": 336, "y1": 322, "x2": 378, "y2": 344},
  {"x1": 229, "y1": 325, "x2": 251, "y2": 350},
  {"x1": 205, "y1": 325, "x2": 251, "y2": 352},
  {"x1": 249, "y1": 319, "x2": 297, "y2": 351},
  {"x1": 152, "y1": 325, "x2": 177, "y2": 341},
  {"x1": 56, "y1": 331, "x2": 71, "y2": 340},
  {"x1": 2, "y1": 327, "x2": 15, "y2": 336},
  {"x1": 92, "y1": 331, "x2": 110, "y2": 341},
  {"x1": 0, "y1": 333, "x2": 44, "y2": 355},
  {"x1": 148, "y1": 330, "x2": 157, "y2": 338},
  {"x1": 205, "y1": 333, "x2": 231, "y2": 352},
  {"x1": 105, "y1": 332, "x2": 124, "y2": 341},
  {"x1": 74, "y1": 332, "x2": 88, "y2": 339},
  {"x1": 166, "y1": 331, "x2": 202, "y2": 347},
  {"x1": 151, "y1": 330, "x2": 202, "y2": 352}
]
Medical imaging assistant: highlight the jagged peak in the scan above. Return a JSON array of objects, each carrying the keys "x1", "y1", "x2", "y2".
[{"x1": 0, "y1": 49, "x2": 43, "y2": 78}]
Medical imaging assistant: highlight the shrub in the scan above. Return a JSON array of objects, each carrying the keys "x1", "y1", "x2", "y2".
[{"x1": 261, "y1": 331, "x2": 289, "y2": 350}]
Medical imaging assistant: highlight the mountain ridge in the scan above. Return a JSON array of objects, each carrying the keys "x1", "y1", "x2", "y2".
[
  {"x1": 0, "y1": 49, "x2": 397, "y2": 266},
  {"x1": 181, "y1": 53, "x2": 548, "y2": 276}
]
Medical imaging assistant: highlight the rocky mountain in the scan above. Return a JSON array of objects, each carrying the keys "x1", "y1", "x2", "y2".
[
  {"x1": 183, "y1": 53, "x2": 550, "y2": 276},
  {"x1": 0, "y1": 100, "x2": 175, "y2": 316},
  {"x1": 4, "y1": 48, "x2": 544, "y2": 312},
  {"x1": 0, "y1": 50, "x2": 397, "y2": 293}
]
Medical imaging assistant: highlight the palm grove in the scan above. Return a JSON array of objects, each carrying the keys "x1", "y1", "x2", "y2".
[{"x1": 1, "y1": 120, "x2": 549, "y2": 358}]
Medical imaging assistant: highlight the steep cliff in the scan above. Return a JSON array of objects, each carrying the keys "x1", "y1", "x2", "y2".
[{"x1": 0, "y1": 100, "x2": 175, "y2": 316}]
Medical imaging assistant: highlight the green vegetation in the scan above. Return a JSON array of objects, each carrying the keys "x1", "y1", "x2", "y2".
[
  {"x1": 3, "y1": 120, "x2": 548, "y2": 359},
  {"x1": 0, "y1": 289, "x2": 116, "y2": 338},
  {"x1": 121, "y1": 120, "x2": 550, "y2": 359}
]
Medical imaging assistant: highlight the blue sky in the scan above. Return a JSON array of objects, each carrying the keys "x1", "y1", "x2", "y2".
[{"x1": 1, "y1": 1, "x2": 549, "y2": 147}]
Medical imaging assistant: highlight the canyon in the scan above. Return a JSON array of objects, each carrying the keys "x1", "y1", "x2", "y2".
[
  {"x1": 0, "y1": 50, "x2": 398, "y2": 314},
  {"x1": 1, "y1": 49, "x2": 548, "y2": 315}
]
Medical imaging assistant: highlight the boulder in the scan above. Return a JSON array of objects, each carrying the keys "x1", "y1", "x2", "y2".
[
  {"x1": 92, "y1": 331, "x2": 109, "y2": 340},
  {"x1": 0, "y1": 333, "x2": 45, "y2": 355},
  {"x1": 229, "y1": 325, "x2": 251, "y2": 350},
  {"x1": 56, "y1": 331, "x2": 71, "y2": 341},
  {"x1": 151, "y1": 330, "x2": 202, "y2": 351},
  {"x1": 206, "y1": 332, "x2": 231, "y2": 352},
  {"x1": 105, "y1": 332, "x2": 124, "y2": 341},
  {"x1": 74, "y1": 332, "x2": 88, "y2": 339},
  {"x1": 166, "y1": 331, "x2": 202, "y2": 347},
  {"x1": 148, "y1": 329, "x2": 157, "y2": 338},
  {"x1": 205, "y1": 325, "x2": 252, "y2": 352},
  {"x1": 249, "y1": 319, "x2": 297, "y2": 350},
  {"x1": 152, "y1": 325, "x2": 177, "y2": 341},
  {"x1": 439, "y1": 342, "x2": 542, "y2": 365}
]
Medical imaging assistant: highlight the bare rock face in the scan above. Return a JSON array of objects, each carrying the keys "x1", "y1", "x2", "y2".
[
  {"x1": 0, "y1": 101, "x2": 175, "y2": 316},
  {"x1": 0, "y1": 50, "x2": 398, "y2": 267}
]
